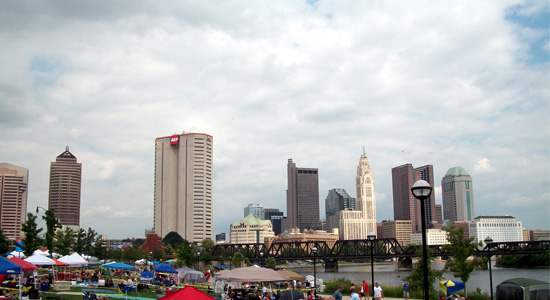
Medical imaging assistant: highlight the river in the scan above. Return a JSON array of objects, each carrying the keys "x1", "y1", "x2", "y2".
[{"x1": 289, "y1": 261, "x2": 550, "y2": 294}]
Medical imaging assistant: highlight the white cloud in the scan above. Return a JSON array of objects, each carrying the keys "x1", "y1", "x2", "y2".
[{"x1": 0, "y1": 0, "x2": 547, "y2": 238}]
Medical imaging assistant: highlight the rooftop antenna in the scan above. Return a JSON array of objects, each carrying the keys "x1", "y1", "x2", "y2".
[{"x1": 363, "y1": 146, "x2": 365, "y2": 155}]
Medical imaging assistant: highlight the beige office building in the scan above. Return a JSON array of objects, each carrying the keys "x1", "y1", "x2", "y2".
[
  {"x1": 380, "y1": 220, "x2": 412, "y2": 246},
  {"x1": 49, "y1": 147, "x2": 82, "y2": 228},
  {"x1": 230, "y1": 214, "x2": 275, "y2": 244},
  {"x1": 0, "y1": 163, "x2": 28, "y2": 240},
  {"x1": 154, "y1": 132, "x2": 213, "y2": 242}
]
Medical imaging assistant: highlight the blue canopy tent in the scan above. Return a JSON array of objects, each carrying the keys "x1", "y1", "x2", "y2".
[
  {"x1": 0, "y1": 256, "x2": 22, "y2": 274},
  {"x1": 154, "y1": 263, "x2": 177, "y2": 274},
  {"x1": 102, "y1": 262, "x2": 136, "y2": 270},
  {"x1": 0, "y1": 256, "x2": 23, "y2": 300},
  {"x1": 140, "y1": 271, "x2": 154, "y2": 282},
  {"x1": 214, "y1": 264, "x2": 230, "y2": 270},
  {"x1": 440, "y1": 280, "x2": 465, "y2": 296}
]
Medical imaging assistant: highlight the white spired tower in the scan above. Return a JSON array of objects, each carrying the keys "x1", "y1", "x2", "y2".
[
  {"x1": 356, "y1": 151, "x2": 377, "y2": 235},
  {"x1": 339, "y1": 151, "x2": 377, "y2": 240}
]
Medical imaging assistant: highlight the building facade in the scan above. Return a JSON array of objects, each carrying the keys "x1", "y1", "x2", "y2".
[
  {"x1": 286, "y1": 159, "x2": 319, "y2": 230},
  {"x1": 392, "y1": 164, "x2": 437, "y2": 233},
  {"x1": 230, "y1": 214, "x2": 275, "y2": 244},
  {"x1": 264, "y1": 209, "x2": 284, "y2": 235},
  {"x1": 411, "y1": 228, "x2": 450, "y2": 245},
  {"x1": 154, "y1": 132, "x2": 213, "y2": 242},
  {"x1": 0, "y1": 163, "x2": 28, "y2": 240},
  {"x1": 339, "y1": 152, "x2": 378, "y2": 240},
  {"x1": 244, "y1": 204, "x2": 264, "y2": 219},
  {"x1": 325, "y1": 188, "x2": 355, "y2": 232},
  {"x1": 442, "y1": 167, "x2": 474, "y2": 222},
  {"x1": 469, "y1": 216, "x2": 523, "y2": 245},
  {"x1": 380, "y1": 220, "x2": 412, "y2": 246},
  {"x1": 48, "y1": 147, "x2": 82, "y2": 229}
]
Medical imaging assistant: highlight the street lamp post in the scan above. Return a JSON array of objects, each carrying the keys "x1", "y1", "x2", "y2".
[
  {"x1": 367, "y1": 232, "x2": 376, "y2": 298},
  {"x1": 484, "y1": 237, "x2": 494, "y2": 300},
  {"x1": 411, "y1": 180, "x2": 433, "y2": 300},
  {"x1": 260, "y1": 252, "x2": 264, "y2": 267},
  {"x1": 196, "y1": 252, "x2": 200, "y2": 270},
  {"x1": 149, "y1": 251, "x2": 152, "y2": 271},
  {"x1": 229, "y1": 255, "x2": 232, "y2": 270},
  {"x1": 312, "y1": 247, "x2": 318, "y2": 299}
]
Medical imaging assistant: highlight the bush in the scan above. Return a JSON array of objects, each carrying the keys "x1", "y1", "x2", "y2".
[
  {"x1": 466, "y1": 288, "x2": 489, "y2": 300},
  {"x1": 324, "y1": 278, "x2": 351, "y2": 294}
]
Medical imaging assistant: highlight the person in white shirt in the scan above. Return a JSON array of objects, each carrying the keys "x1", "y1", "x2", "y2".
[{"x1": 373, "y1": 282, "x2": 384, "y2": 300}]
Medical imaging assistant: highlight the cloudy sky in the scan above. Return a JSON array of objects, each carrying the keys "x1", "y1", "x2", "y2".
[{"x1": 1, "y1": 1, "x2": 548, "y2": 239}]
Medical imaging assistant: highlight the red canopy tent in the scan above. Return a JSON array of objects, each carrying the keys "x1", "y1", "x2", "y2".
[
  {"x1": 9, "y1": 257, "x2": 38, "y2": 272},
  {"x1": 158, "y1": 286, "x2": 214, "y2": 300}
]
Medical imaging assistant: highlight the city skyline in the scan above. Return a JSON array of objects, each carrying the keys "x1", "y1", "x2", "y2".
[{"x1": 0, "y1": 1, "x2": 547, "y2": 238}]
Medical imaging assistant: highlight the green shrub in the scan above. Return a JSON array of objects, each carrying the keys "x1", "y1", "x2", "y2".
[
  {"x1": 324, "y1": 278, "x2": 351, "y2": 294},
  {"x1": 466, "y1": 288, "x2": 490, "y2": 300}
]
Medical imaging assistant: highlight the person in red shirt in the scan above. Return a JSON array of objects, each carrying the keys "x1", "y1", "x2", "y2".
[{"x1": 361, "y1": 281, "x2": 370, "y2": 300}]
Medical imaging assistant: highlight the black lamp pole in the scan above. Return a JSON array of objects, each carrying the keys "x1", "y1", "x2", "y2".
[
  {"x1": 312, "y1": 247, "x2": 318, "y2": 299},
  {"x1": 411, "y1": 180, "x2": 433, "y2": 300},
  {"x1": 260, "y1": 252, "x2": 264, "y2": 267},
  {"x1": 367, "y1": 233, "x2": 376, "y2": 297},
  {"x1": 484, "y1": 237, "x2": 494, "y2": 300}
]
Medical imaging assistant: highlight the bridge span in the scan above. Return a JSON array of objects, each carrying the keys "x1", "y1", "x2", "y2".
[{"x1": 211, "y1": 239, "x2": 549, "y2": 271}]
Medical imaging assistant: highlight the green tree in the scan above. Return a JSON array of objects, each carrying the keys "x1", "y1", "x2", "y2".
[
  {"x1": 442, "y1": 225, "x2": 484, "y2": 295},
  {"x1": 92, "y1": 236, "x2": 105, "y2": 260},
  {"x1": 163, "y1": 232, "x2": 185, "y2": 248},
  {"x1": 232, "y1": 252, "x2": 245, "y2": 268},
  {"x1": 21, "y1": 213, "x2": 42, "y2": 257},
  {"x1": 132, "y1": 238, "x2": 146, "y2": 249},
  {"x1": 122, "y1": 247, "x2": 144, "y2": 262},
  {"x1": 74, "y1": 228, "x2": 86, "y2": 254},
  {"x1": 266, "y1": 257, "x2": 277, "y2": 269},
  {"x1": 175, "y1": 240, "x2": 195, "y2": 267},
  {"x1": 42, "y1": 208, "x2": 61, "y2": 257},
  {"x1": 406, "y1": 247, "x2": 444, "y2": 299},
  {"x1": 83, "y1": 228, "x2": 96, "y2": 256},
  {"x1": 152, "y1": 248, "x2": 165, "y2": 261},
  {"x1": 0, "y1": 229, "x2": 11, "y2": 254},
  {"x1": 54, "y1": 227, "x2": 74, "y2": 256},
  {"x1": 200, "y1": 238, "x2": 215, "y2": 264}
]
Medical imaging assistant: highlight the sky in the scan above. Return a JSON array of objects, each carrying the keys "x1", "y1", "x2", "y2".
[{"x1": 0, "y1": 1, "x2": 548, "y2": 239}]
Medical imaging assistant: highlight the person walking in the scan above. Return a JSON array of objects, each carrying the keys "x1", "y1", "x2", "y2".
[
  {"x1": 403, "y1": 281, "x2": 409, "y2": 300},
  {"x1": 332, "y1": 285, "x2": 344, "y2": 300},
  {"x1": 350, "y1": 288, "x2": 360, "y2": 300},
  {"x1": 373, "y1": 282, "x2": 383, "y2": 300}
]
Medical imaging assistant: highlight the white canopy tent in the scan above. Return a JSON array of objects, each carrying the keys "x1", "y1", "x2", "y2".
[
  {"x1": 24, "y1": 254, "x2": 56, "y2": 266},
  {"x1": 58, "y1": 253, "x2": 88, "y2": 267}
]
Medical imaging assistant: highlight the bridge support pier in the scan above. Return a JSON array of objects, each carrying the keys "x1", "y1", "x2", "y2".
[
  {"x1": 398, "y1": 257, "x2": 412, "y2": 269},
  {"x1": 324, "y1": 258, "x2": 338, "y2": 272}
]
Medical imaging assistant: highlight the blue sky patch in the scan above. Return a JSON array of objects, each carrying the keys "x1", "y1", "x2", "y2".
[{"x1": 505, "y1": 4, "x2": 550, "y2": 64}]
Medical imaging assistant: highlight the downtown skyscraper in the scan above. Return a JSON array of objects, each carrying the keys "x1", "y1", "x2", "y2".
[
  {"x1": 392, "y1": 164, "x2": 437, "y2": 233},
  {"x1": 48, "y1": 147, "x2": 82, "y2": 229},
  {"x1": 0, "y1": 163, "x2": 28, "y2": 240},
  {"x1": 154, "y1": 132, "x2": 213, "y2": 242},
  {"x1": 442, "y1": 166, "x2": 474, "y2": 222},
  {"x1": 286, "y1": 159, "x2": 319, "y2": 231}
]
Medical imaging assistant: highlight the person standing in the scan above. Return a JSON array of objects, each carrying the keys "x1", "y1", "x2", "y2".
[
  {"x1": 373, "y1": 282, "x2": 383, "y2": 300},
  {"x1": 332, "y1": 285, "x2": 344, "y2": 300},
  {"x1": 361, "y1": 280, "x2": 370, "y2": 300},
  {"x1": 403, "y1": 281, "x2": 409, "y2": 300},
  {"x1": 350, "y1": 288, "x2": 360, "y2": 300}
]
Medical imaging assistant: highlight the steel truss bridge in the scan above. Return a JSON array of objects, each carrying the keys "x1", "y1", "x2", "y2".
[{"x1": 212, "y1": 239, "x2": 549, "y2": 269}]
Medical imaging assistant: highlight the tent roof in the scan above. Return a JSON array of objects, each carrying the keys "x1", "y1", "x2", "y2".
[
  {"x1": 158, "y1": 286, "x2": 214, "y2": 300},
  {"x1": 102, "y1": 262, "x2": 136, "y2": 270},
  {"x1": 0, "y1": 256, "x2": 22, "y2": 275},
  {"x1": 277, "y1": 270, "x2": 304, "y2": 281},
  {"x1": 58, "y1": 253, "x2": 88, "y2": 267},
  {"x1": 216, "y1": 266, "x2": 290, "y2": 282},
  {"x1": 24, "y1": 254, "x2": 56, "y2": 266},
  {"x1": 8, "y1": 257, "x2": 37, "y2": 272},
  {"x1": 155, "y1": 263, "x2": 178, "y2": 274}
]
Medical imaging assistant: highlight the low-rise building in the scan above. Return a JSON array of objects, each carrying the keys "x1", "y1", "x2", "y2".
[
  {"x1": 411, "y1": 228, "x2": 450, "y2": 245},
  {"x1": 230, "y1": 214, "x2": 275, "y2": 244},
  {"x1": 469, "y1": 216, "x2": 523, "y2": 245},
  {"x1": 380, "y1": 220, "x2": 412, "y2": 246}
]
